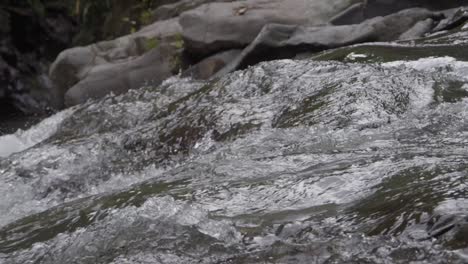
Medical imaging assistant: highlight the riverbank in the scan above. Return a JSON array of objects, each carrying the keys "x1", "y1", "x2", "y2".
[{"x1": 2, "y1": 0, "x2": 466, "y2": 136}]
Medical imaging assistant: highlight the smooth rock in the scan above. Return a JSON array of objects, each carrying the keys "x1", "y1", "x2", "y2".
[
  {"x1": 50, "y1": 18, "x2": 182, "y2": 106},
  {"x1": 182, "y1": 49, "x2": 242, "y2": 80},
  {"x1": 216, "y1": 8, "x2": 438, "y2": 75},
  {"x1": 179, "y1": 0, "x2": 361, "y2": 57},
  {"x1": 432, "y1": 6, "x2": 468, "y2": 32},
  {"x1": 331, "y1": 2, "x2": 366, "y2": 25},
  {"x1": 399, "y1": 18, "x2": 435, "y2": 40},
  {"x1": 152, "y1": 0, "x2": 236, "y2": 21},
  {"x1": 64, "y1": 43, "x2": 181, "y2": 106},
  {"x1": 333, "y1": 0, "x2": 466, "y2": 25}
]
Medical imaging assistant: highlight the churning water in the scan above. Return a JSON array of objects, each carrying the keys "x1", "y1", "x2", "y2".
[{"x1": 1, "y1": 56, "x2": 468, "y2": 263}]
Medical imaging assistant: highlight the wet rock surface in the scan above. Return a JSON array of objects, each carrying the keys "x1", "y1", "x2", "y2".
[
  {"x1": 182, "y1": 49, "x2": 242, "y2": 80},
  {"x1": 179, "y1": 0, "x2": 359, "y2": 57},
  {"x1": 216, "y1": 8, "x2": 440, "y2": 75},
  {"x1": 309, "y1": 15, "x2": 468, "y2": 64}
]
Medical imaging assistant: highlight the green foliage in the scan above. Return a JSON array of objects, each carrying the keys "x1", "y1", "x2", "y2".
[
  {"x1": 144, "y1": 37, "x2": 160, "y2": 51},
  {"x1": 171, "y1": 33, "x2": 185, "y2": 49},
  {"x1": 3, "y1": 0, "x2": 174, "y2": 45},
  {"x1": 25, "y1": 0, "x2": 163, "y2": 45},
  {"x1": 139, "y1": 9, "x2": 153, "y2": 26},
  {"x1": 73, "y1": 0, "x2": 159, "y2": 45},
  {"x1": 27, "y1": 0, "x2": 46, "y2": 17},
  {"x1": 167, "y1": 33, "x2": 186, "y2": 73}
]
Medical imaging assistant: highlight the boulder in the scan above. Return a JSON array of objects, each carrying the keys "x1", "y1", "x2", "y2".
[
  {"x1": 432, "y1": 6, "x2": 468, "y2": 32},
  {"x1": 179, "y1": 0, "x2": 362, "y2": 58},
  {"x1": 363, "y1": 0, "x2": 465, "y2": 18},
  {"x1": 332, "y1": 0, "x2": 465, "y2": 25},
  {"x1": 398, "y1": 18, "x2": 435, "y2": 40},
  {"x1": 182, "y1": 49, "x2": 241, "y2": 80},
  {"x1": 50, "y1": 18, "x2": 182, "y2": 107},
  {"x1": 216, "y1": 8, "x2": 439, "y2": 75},
  {"x1": 64, "y1": 43, "x2": 181, "y2": 106},
  {"x1": 152, "y1": 0, "x2": 236, "y2": 21},
  {"x1": 330, "y1": 2, "x2": 367, "y2": 25}
]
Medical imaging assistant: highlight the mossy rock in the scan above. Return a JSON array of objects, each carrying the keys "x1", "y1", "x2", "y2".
[
  {"x1": 310, "y1": 44, "x2": 468, "y2": 63},
  {"x1": 134, "y1": 36, "x2": 160, "y2": 53},
  {"x1": 171, "y1": 33, "x2": 185, "y2": 49},
  {"x1": 309, "y1": 22, "x2": 468, "y2": 63}
]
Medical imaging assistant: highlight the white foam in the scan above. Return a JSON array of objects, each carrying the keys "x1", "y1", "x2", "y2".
[
  {"x1": 383, "y1": 56, "x2": 468, "y2": 81},
  {"x1": 345, "y1": 52, "x2": 368, "y2": 61},
  {"x1": 0, "y1": 108, "x2": 74, "y2": 158},
  {"x1": 383, "y1": 56, "x2": 456, "y2": 69},
  {"x1": 434, "y1": 198, "x2": 468, "y2": 215}
]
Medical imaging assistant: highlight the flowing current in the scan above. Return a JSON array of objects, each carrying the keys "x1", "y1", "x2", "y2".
[{"x1": 1, "y1": 56, "x2": 468, "y2": 263}]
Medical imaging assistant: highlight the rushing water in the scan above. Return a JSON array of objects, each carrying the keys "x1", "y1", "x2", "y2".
[{"x1": 1, "y1": 53, "x2": 468, "y2": 263}]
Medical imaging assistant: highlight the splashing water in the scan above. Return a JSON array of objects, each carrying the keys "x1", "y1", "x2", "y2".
[{"x1": 1, "y1": 56, "x2": 468, "y2": 263}]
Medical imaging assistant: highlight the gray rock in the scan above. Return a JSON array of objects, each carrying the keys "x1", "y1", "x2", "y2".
[
  {"x1": 179, "y1": 0, "x2": 361, "y2": 57},
  {"x1": 216, "y1": 8, "x2": 437, "y2": 75},
  {"x1": 331, "y1": 2, "x2": 366, "y2": 25},
  {"x1": 363, "y1": 0, "x2": 464, "y2": 18},
  {"x1": 182, "y1": 49, "x2": 242, "y2": 80},
  {"x1": 152, "y1": 0, "x2": 236, "y2": 21},
  {"x1": 432, "y1": 7, "x2": 468, "y2": 32},
  {"x1": 398, "y1": 18, "x2": 435, "y2": 40},
  {"x1": 64, "y1": 43, "x2": 181, "y2": 106},
  {"x1": 50, "y1": 18, "x2": 182, "y2": 107}
]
